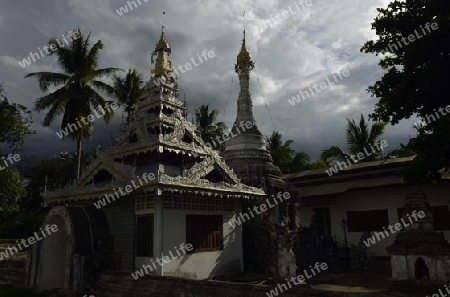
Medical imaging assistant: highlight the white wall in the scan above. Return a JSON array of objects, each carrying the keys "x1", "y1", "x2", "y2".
[
  {"x1": 135, "y1": 208, "x2": 242, "y2": 280},
  {"x1": 37, "y1": 216, "x2": 67, "y2": 290},
  {"x1": 300, "y1": 183, "x2": 450, "y2": 257}
]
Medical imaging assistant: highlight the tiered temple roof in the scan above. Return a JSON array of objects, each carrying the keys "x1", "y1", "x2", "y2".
[{"x1": 44, "y1": 27, "x2": 265, "y2": 204}]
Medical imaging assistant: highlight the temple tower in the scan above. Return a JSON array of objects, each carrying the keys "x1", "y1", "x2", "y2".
[
  {"x1": 223, "y1": 32, "x2": 299, "y2": 278},
  {"x1": 223, "y1": 32, "x2": 284, "y2": 190}
]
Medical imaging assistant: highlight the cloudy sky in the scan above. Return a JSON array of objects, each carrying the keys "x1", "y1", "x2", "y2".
[{"x1": 0, "y1": 0, "x2": 419, "y2": 162}]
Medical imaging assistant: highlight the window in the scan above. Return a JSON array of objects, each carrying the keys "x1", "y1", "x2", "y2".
[
  {"x1": 346, "y1": 209, "x2": 389, "y2": 232},
  {"x1": 397, "y1": 206, "x2": 450, "y2": 230},
  {"x1": 129, "y1": 133, "x2": 138, "y2": 143},
  {"x1": 186, "y1": 215, "x2": 223, "y2": 253},
  {"x1": 136, "y1": 215, "x2": 154, "y2": 257}
]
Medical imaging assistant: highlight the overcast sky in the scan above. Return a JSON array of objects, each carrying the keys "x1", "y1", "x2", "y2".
[{"x1": 0, "y1": 0, "x2": 419, "y2": 163}]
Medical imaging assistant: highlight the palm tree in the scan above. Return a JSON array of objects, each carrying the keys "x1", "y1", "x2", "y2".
[
  {"x1": 320, "y1": 114, "x2": 387, "y2": 164},
  {"x1": 195, "y1": 104, "x2": 227, "y2": 146},
  {"x1": 266, "y1": 131, "x2": 311, "y2": 173},
  {"x1": 110, "y1": 69, "x2": 147, "y2": 123},
  {"x1": 265, "y1": 131, "x2": 284, "y2": 152},
  {"x1": 26, "y1": 29, "x2": 122, "y2": 179}
]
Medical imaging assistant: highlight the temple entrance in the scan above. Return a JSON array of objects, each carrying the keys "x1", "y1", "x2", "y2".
[
  {"x1": 415, "y1": 258, "x2": 430, "y2": 280},
  {"x1": 312, "y1": 207, "x2": 331, "y2": 237},
  {"x1": 296, "y1": 208, "x2": 335, "y2": 270},
  {"x1": 37, "y1": 216, "x2": 68, "y2": 290},
  {"x1": 29, "y1": 206, "x2": 115, "y2": 292}
]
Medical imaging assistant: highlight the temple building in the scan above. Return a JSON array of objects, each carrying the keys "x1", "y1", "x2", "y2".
[{"x1": 27, "y1": 25, "x2": 267, "y2": 291}]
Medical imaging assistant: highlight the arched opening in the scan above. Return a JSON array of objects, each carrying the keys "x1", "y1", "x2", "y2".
[
  {"x1": 415, "y1": 258, "x2": 430, "y2": 280},
  {"x1": 37, "y1": 216, "x2": 68, "y2": 290}
]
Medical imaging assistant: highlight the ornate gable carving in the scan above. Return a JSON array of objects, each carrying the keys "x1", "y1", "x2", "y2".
[{"x1": 76, "y1": 156, "x2": 133, "y2": 187}]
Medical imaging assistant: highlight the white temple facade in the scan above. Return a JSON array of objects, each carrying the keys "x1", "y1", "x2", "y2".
[{"x1": 28, "y1": 25, "x2": 266, "y2": 291}]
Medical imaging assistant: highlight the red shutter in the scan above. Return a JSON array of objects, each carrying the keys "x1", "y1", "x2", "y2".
[{"x1": 346, "y1": 209, "x2": 389, "y2": 232}]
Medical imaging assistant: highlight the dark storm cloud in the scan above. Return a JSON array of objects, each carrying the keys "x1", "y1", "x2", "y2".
[{"x1": 0, "y1": 0, "x2": 416, "y2": 161}]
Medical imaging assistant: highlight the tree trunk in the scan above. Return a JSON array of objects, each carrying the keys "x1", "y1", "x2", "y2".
[{"x1": 76, "y1": 136, "x2": 82, "y2": 179}]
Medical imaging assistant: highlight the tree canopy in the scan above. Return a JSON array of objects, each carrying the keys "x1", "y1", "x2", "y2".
[
  {"x1": 266, "y1": 131, "x2": 323, "y2": 174},
  {"x1": 320, "y1": 114, "x2": 387, "y2": 164},
  {"x1": 110, "y1": 68, "x2": 147, "y2": 124},
  {"x1": 26, "y1": 29, "x2": 122, "y2": 179},
  {"x1": 0, "y1": 83, "x2": 34, "y2": 152},
  {"x1": 0, "y1": 168, "x2": 26, "y2": 213},
  {"x1": 195, "y1": 104, "x2": 227, "y2": 147},
  {"x1": 361, "y1": 0, "x2": 450, "y2": 182},
  {"x1": 0, "y1": 84, "x2": 28, "y2": 215}
]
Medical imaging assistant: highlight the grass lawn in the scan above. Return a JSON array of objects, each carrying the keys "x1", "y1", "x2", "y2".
[{"x1": 0, "y1": 284, "x2": 44, "y2": 297}]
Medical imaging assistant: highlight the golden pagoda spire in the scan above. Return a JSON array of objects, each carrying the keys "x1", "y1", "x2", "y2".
[
  {"x1": 226, "y1": 28, "x2": 264, "y2": 153},
  {"x1": 235, "y1": 30, "x2": 254, "y2": 73},
  {"x1": 151, "y1": 0, "x2": 172, "y2": 78}
]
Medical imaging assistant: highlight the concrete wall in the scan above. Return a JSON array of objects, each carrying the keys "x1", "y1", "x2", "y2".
[
  {"x1": 300, "y1": 184, "x2": 450, "y2": 257},
  {"x1": 135, "y1": 208, "x2": 242, "y2": 279}
]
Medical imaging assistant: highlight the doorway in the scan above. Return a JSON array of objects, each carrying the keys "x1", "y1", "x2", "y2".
[{"x1": 312, "y1": 207, "x2": 331, "y2": 237}]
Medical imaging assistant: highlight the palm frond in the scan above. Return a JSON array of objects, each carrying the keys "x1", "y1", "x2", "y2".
[
  {"x1": 86, "y1": 86, "x2": 114, "y2": 123},
  {"x1": 91, "y1": 80, "x2": 116, "y2": 96},
  {"x1": 25, "y1": 72, "x2": 69, "y2": 92},
  {"x1": 359, "y1": 113, "x2": 369, "y2": 148},
  {"x1": 368, "y1": 122, "x2": 387, "y2": 144},
  {"x1": 34, "y1": 87, "x2": 68, "y2": 113},
  {"x1": 94, "y1": 67, "x2": 124, "y2": 79},
  {"x1": 320, "y1": 146, "x2": 349, "y2": 163},
  {"x1": 42, "y1": 100, "x2": 65, "y2": 127},
  {"x1": 47, "y1": 38, "x2": 75, "y2": 73},
  {"x1": 346, "y1": 118, "x2": 362, "y2": 153},
  {"x1": 266, "y1": 131, "x2": 283, "y2": 151},
  {"x1": 85, "y1": 40, "x2": 103, "y2": 70}
]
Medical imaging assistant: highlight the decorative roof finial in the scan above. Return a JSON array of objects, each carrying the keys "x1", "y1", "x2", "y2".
[
  {"x1": 243, "y1": 10, "x2": 246, "y2": 35},
  {"x1": 150, "y1": 0, "x2": 172, "y2": 78},
  {"x1": 161, "y1": 0, "x2": 166, "y2": 33},
  {"x1": 156, "y1": 0, "x2": 168, "y2": 48}
]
